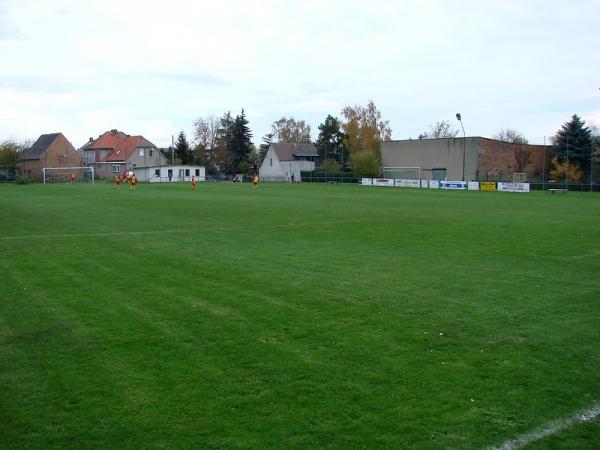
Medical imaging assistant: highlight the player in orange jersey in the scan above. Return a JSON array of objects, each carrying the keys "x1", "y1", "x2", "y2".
[
  {"x1": 70, "y1": 173, "x2": 75, "y2": 184},
  {"x1": 130, "y1": 174, "x2": 137, "y2": 190},
  {"x1": 115, "y1": 174, "x2": 122, "y2": 190},
  {"x1": 253, "y1": 174, "x2": 259, "y2": 189},
  {"x1": 191, "y1": 175, "x2": 196, "y2": 190}
]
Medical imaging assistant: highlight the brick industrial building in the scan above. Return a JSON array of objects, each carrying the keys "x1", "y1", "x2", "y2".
[{"x1": 381, "y1": 137, "x2": 552, "y2": 181}]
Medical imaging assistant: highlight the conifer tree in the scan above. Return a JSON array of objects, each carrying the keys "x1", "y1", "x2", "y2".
[
  {"x1": 553, "y1": 114, "x2": 593, "y2": 174},
  {"x1": 315, "y1": 115, "x2": 346, "y2": 166},
  {"x1": 174, "y1": 131, "x2": 192, "y2": 164},
  {"x1": 229, "y1": 109, "x2": 253, "y2": 172}
]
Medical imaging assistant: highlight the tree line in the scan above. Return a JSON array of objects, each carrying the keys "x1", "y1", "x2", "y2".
[
  {"x1": 1, "y1": 107, "x2": 598, "y2": 180},
  {"x1": 180, "y1": 100, "x2": 392, "y2": 177}
]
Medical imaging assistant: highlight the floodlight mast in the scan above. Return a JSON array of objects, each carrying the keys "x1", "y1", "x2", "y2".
[{"x1": 456, "y1": 113, "x2": 466, "y2": 181}]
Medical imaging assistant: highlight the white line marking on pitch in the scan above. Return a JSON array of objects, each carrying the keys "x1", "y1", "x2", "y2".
[
  {"x1": 567, "y1": 250, "x2": 600, "y2": 260},
  {"x1": 490, "y1": 402, "x2": 600, "y2": 450}
]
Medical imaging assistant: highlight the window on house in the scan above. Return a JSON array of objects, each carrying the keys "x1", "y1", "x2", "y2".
[
  {"x1": 270, "y1": 158, "x2": 272, "y2": 167},
  {"x1": 149, "y1": 149, "x2": 153, "y2": 157},
  {"x1": 154, "y1": 169, "x2": 160, "y2": 176},
  {"x1": 185, "y1": 169, "x2": 190, "y2": 176},
  {"x1": 195, "y1": 169, "x2": 200, "y2": 176},
  {"x1": 139, "y1": 149, "x2": 144, "y2": 156},
  {"x1": 132, "y1": 164, "x2": 137, "y2": 169},
  {"x1": 112, "y1": 165, "x2": 120, "y2": 173},
  {"x1": 168, "y1": 169, "x2": 173, "y2": 177}
]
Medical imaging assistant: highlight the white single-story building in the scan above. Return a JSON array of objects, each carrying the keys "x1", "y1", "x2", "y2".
[
  {"x1": 134, "y1": 165, "x2": 206, "y2": 183},
  {"x1": 259, "y1": 143, "x2": 319, "y2": 181}
]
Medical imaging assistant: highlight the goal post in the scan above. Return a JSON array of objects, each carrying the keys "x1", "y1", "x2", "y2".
[
  {"x1": 382, "y1": 167, "x2": 421, "y2": 180},
  {"x1": 513, "y1": 172, "x2": 526, "y2": 183},
  {"x1": 43, "y1": 167, "x2": 95, "y2": 184}
]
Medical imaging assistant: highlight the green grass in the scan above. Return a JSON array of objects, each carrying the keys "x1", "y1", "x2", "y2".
[{"x1": 1, "y1": 181, "x2": 599, "y2": 449}]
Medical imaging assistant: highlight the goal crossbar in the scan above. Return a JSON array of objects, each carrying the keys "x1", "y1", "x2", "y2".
[{"x1": 382, "y1": 166, "x2": 421, "y2": 179}]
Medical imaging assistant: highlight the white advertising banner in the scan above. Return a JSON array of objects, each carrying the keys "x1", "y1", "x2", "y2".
[
  {"x1": 361, "y1": 178, "x2": 373, "y2": 186},
  {"x1": 497, "y1": 182, "x2": 530, "y2": 193},
  {"x1": 420, "y1": 180, "x2": 429, "y2": 188},
  {"x1": 394, "y1": 179, "x2": 420, "y2": 188},
  {"x1": 373, "y1": 178, "x2": 395, "y2": 187},
  {"x1": 440, "y1": 181, "x2": 467, "y2": 190},
  {"x1": 468, "y1": 182, "x2": 480, "y2": 191},
  {"x1": 429, "y1": 180, "x2": 440, "y2": 189}
]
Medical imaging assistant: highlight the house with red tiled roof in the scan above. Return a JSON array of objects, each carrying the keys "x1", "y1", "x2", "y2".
[{"x1": 80, "y1": 129, "x2": 167, "y2": 179}]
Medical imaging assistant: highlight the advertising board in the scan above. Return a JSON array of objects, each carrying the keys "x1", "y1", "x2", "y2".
[
  {"x1": 497, "y1": 182, "x2": 530, "y2": 193},
  {"x1": 440, "y1": 181, "x2": 467, "y2": 190},
  {"x1": 481, "y1": 181, "x2": 496, "y2": 191},
  {"x1": 372, "y1": 178, "x2": 395, "y2": 187},
  {"x1": 394, "y1": 179, "x2": 420, "y2": 188}
]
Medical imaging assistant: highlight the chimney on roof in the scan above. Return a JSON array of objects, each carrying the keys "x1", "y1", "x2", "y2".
[
  {"x1": 111, "y1": 129, "x2": 118, "y2": 135},
  {"x1": 89, "y1": 137, "x2": 93, "y2": 142}
]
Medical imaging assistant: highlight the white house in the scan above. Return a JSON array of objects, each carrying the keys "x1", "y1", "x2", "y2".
[
  {"x1": 259, "y1": 143, "x2": 319, "y2": 181},
  {"x1": 134, "y1": 165, "x2": 205, "y2": 183}
]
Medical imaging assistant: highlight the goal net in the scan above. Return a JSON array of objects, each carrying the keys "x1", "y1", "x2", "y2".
[
  {"x1": 382, "y1": 167, "x2": 421, "y2": 180},
  {"x1": 43, "y1": 167, "x2": 95, "y2": 184},
  {"x1": 513, "y1": 172, "x2": 526, "y2": 183}
]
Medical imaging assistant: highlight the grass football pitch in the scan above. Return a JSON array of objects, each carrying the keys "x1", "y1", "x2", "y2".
[{"x1": 1, "y1": 181, "x2": 599, "y2": 449}]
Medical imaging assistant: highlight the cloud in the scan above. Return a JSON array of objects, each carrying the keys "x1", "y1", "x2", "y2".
[
  {"x1": 1, "y1": 0, "x2": 599, "y2": 147},
  {"x1": 146, "y1": 72, "x2": 231, "y2": 88},
  {"x1": 0, "y1": 76, "x2": 77, "y2": 94}
]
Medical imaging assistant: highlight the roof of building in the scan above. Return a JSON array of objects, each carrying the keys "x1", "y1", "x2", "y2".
[
  {"x1": 382, "y1": 136, "x2": 550, "y2": 148},
  {"x1": 80, "y1": 130, "x2": 157, "y2": 162},
  {"x1": 20, "y1": 133, "x2": 61, "y2": 160},
  {"x1": 270, "y1": 143, "x2": 318, "y2": 161}
]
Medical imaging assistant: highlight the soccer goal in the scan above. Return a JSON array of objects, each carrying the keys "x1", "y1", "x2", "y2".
[
  {"x1": 513, "y1": 172, "x2": 526, "y2": 183},
  {"x1": 382, "y1": 167, "x2": 421, "y2": 180},
  {"x1": 43, "y1": 167, "x2": 95, "y2": 184}
]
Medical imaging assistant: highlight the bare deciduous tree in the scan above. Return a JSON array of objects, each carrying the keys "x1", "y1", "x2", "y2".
[
  {"x1": 494, "y1": 128, "x2": 529, "y2": 144},
  {"x1": 271, "y1": 117, "x2": 311, "y2": 143},
  {"x1": 193, "y1": 115, "x2": 220, "y2": 170},
  {"x1": 494, "y1": 128, "x2": 531, "y2": 172},
  {"x1": 419, "y1": 120, "x2": 459, "y2": 139}
]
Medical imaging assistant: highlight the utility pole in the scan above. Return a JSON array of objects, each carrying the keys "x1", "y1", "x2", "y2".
[
  {"x1": 591, "y1": 141, "x2": 594, "y2": 193},
  {"x1": 566, "y1": 136, "x2": 569, "y2": 190},
  {"x1": 456, "y1": 113, "x2": 466, "y2": 181},
  {"x1": 542, "y1": 136, "x2": 547, "y2": 191}
]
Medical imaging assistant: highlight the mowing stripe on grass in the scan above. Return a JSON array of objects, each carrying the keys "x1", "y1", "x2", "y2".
[
  {"x1": 490, "y1": 402, "x2": 600, "y2": 450},
  {"x1": 0, "y1": 218, "x2": 376, "y2": 241}
]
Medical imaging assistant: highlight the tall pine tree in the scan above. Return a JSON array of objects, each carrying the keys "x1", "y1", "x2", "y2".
[
  {"x1": 554, "y1": 114, "x2": 593, "y2": 174},
  {"x1": 258, "y1": 132, "x2": 274, "y2": 164},
  {"x1": 174, "y1": 131, "x2": 192, "y2": 164},
  {"x1": 315, "y1": 115, "x2": 346, "y2": 166},
  {"x1": 229, "y1": 109, "x2": 253, "y2": 173}
]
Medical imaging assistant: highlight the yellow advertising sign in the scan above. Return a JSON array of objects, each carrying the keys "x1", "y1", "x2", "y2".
[{"x1": 481, "y1": 182, "x2": 496, "y2": 192}]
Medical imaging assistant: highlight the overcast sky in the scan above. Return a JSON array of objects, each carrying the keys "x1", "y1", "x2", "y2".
[{"x1": 1, "y1": 0, "x2": 598, "y2": 148}]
